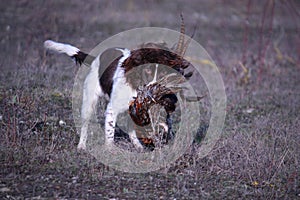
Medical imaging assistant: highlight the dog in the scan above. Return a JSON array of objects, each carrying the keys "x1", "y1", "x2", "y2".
[{"x1": 44, "y1": 18, "x2": 193, "y2": 150}]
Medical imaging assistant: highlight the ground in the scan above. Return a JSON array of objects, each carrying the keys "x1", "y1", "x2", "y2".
[{"x1": 0, "y1": 0, "x2": 299, "y2": 199}]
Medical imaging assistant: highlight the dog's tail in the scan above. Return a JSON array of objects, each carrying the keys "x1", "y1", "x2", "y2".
[{"x1": 44, "y1": 40, "x2": 88, "y2": 65}]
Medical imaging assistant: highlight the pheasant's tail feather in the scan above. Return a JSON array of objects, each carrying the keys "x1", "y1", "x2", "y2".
[{"x1": 176, "y1": 13, "x2": 185, "y2": 55}]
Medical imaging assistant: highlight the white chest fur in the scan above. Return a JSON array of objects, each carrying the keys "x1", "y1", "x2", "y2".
[{"x1": 110, "y1": 73, "x2": 137, "y2": 114}]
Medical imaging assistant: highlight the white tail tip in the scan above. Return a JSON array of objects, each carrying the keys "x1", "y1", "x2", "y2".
[{"x1": 44, "y1": 40, "x2": 80, "y2": 57}]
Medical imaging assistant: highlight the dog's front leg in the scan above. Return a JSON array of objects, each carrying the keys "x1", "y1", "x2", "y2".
[
  {"x1": 128, "y1": 129, "x2": 144, "y2": 150},
  {"x1": 104, "y1": 102, "x2": 116, "y2": 146},
  {"x1": 105, "y1": 102, "x2": 144, "y2": 150}
]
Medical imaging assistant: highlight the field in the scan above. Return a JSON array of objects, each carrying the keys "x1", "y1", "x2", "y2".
[{"x1": 0, "y1": 0, "x2": 299, "y2": 199}]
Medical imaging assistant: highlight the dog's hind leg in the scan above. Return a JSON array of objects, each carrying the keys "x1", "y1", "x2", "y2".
[{"x1": 78, "y1": 57, "x2": 102, "y2": 150}]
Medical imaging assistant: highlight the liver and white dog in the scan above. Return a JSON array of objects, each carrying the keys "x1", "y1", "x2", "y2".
[{"x1": 44, "y1": 21, "x2": 193, "y2": 150}]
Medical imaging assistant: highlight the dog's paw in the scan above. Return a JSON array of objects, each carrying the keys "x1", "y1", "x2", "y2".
[{"x1": 77, "y1": 142, "x2": 86, "y2": 150}]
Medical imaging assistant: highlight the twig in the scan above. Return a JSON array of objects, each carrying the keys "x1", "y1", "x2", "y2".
[{"x1": 269, "y1": 148, "x2": 289, "y2": 183}]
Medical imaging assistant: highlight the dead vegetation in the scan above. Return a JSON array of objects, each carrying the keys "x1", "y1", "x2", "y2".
[{"x1": 0, "y1": 0, "x2": 299, "y2": 199}]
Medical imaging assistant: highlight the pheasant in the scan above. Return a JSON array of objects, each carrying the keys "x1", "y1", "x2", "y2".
[{"x1": 129, "y1": 64, "x2": 187, "y2": 148}]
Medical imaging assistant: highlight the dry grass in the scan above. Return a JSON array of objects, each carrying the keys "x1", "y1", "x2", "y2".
[{"x1": 0, "y1": 0, "x2": 299, "y2": 199}]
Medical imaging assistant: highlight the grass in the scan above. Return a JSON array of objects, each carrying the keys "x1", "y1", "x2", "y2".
[{"x1": 0, "y1": 0, "x2": 299, "y2": 199}]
